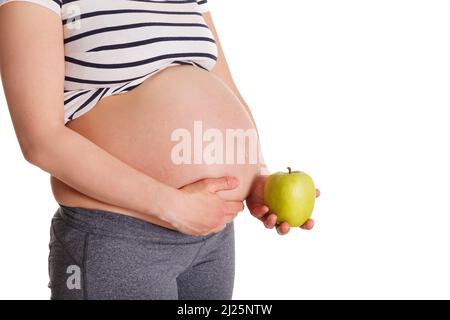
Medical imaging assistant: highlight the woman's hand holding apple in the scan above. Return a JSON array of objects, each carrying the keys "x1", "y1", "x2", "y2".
[{"x1": 246, "y1": 172, "x2": 320, "y2": 236}]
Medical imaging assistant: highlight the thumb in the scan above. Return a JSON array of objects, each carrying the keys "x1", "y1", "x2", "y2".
[{"x1": 203, "y1": 176, "x2": 240, "y2": 193}]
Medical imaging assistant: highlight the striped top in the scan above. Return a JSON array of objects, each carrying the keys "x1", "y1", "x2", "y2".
[{"x1": 0, "y1": 0, "x2": 217, "y2": 124}]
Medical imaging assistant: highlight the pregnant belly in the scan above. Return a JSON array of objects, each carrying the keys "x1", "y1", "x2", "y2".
[{"x1": 51, "y1": 65, "x2": 262, "y2": 224}]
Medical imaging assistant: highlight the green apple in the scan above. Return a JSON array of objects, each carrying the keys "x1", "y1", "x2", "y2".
[{"x1": 264, "y1": 167, "x2": 316, "y2": 227}]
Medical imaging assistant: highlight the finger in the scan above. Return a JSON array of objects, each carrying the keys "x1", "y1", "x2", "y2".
[
  {"x1": 300, "y1": 219, "x2": 315, "y2": 230},
  {"x1": 247, "y1": 204, "x2": 269, "y2": 218},
  {"x1": 224, "y1": 201, "x2": 245, "y2": 214},
  {"x1": 223, "y1": 207, "x2": 241, "y2": 224},
  {"x1": 203, "y1": 176, "x2": 240, "y2": 193},
  {"x1": 276, "y1": 222, "x2": 291, "y2": 235},
  {"x1": 211, "y1": 224, "x2": 227, "y2": 234},
  {"x1": 316, "y1": 189, "x2": 321, "y2": 198},
  {"x1": 264, "y1": 213, "x2": 278, "y2": 229}
]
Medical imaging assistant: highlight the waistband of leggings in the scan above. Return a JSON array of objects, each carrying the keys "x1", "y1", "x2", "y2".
[{"x1": 55, "y1": 204, "x2": 215, "y2": 244}]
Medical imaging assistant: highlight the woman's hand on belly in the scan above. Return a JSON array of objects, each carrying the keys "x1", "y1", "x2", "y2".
[
  {"x1": 246, "y1": 175, "x2": 321, "y2": 235},
  {"x1": 163, "y1": 176, "x2": 244, "y2": 236}
]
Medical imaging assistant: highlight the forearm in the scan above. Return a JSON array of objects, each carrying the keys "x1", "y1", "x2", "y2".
[
  {"x1": 228, "y1": 81, "x2": 269, "y2": 173},
  {"x1": 227, "y1": 79, "x2": 258, "y2": 130},
  {"x1": 26, "y1": 126, "x2": 179, "y2": 219},
  {"x1": 213, "y1": 64, "x2": 268, "y2": 171},
  {"x1": 206, "y1": 13, "x2": 267, "y2": 171},
  {"x1": 1, "y1": 5, "x2": 180, "y2": 222},
  {"x1": 210, "y1": 43, "x2": 267, "y2": 169}
]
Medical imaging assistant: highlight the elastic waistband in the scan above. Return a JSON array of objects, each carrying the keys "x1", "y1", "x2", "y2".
[{"x1": 55, "y1": 204, "x2": 213, "y2": 244}]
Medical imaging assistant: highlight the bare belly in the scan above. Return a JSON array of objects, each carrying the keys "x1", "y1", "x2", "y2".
[{"x1": 51, "y1": 65, "x2": 261, "y2": 226}]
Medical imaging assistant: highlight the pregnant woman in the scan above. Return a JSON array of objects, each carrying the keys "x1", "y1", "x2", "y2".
[{"x1": 0, "y1": 0, "x2": 318, "y2": 299}]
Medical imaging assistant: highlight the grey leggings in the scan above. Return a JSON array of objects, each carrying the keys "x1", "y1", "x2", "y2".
[{"x1": 48, "y1": 205, "x2": 235, "y2": 300}]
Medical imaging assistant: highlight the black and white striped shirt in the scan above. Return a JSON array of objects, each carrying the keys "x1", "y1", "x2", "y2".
[{"x1": 0, "y1": 0, "x2": 217, "y2": 124}]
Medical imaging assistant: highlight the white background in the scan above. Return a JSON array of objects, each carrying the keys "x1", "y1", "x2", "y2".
[{"x1": 1, "y1": 0, "x2": 450, "y2": 299}]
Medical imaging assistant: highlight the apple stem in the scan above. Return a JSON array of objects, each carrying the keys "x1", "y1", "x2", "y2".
[{"x1": 287, "y1": 167, "x2": 292, "y2": 174}]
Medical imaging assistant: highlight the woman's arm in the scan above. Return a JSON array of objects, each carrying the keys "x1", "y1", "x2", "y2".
[
  {"x1": 0, "y1": 3, "x2": 177, "y2": 217},
  {"x1": 0, "y1": 3, "x2": 243, "y2": 236},
  {"x1": 203, "y1": 11, "x2": 319, "y2": 235},
  {"x1": 203, "y1": 12, "x2": 258, "y2": 129},
  {"x1": 203, "y1": 12, "x2": 268, "y2": 171}
]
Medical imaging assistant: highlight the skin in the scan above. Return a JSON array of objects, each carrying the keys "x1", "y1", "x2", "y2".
[
  {"x1": 0, "y1": 3, "x2": 319, "y2": 236},
  {"x1": 206, "y1": 11, "x2": 320, "y2": 235},
  {"x1": 246, "y1": 175, "x2": 320, "y2": 235}
]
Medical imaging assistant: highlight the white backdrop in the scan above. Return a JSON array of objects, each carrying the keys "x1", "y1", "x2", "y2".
[{"x1": 1, "y1": 0, "x2": 450, "y2": 299}]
